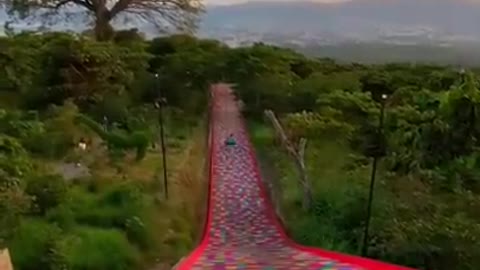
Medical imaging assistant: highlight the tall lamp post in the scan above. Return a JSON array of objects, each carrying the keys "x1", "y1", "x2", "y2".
[
  {"x1": 459, "y1": 68, "x2": 466, "y2": 84},
  {"x1": 154, "y1": 73, "x2": 169, "y2": 200},
  {"x1": 361, "y1": 93, "x2": 388, "y2": 257},
  {"x1": 103, "y1": 116, "x2": 108, "y2": 131}
]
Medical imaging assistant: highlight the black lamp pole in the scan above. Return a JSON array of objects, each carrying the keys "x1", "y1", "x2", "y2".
[
  {"x1": 459, "y1": 68, "x2": 466, "y2": 84},
  {"x1": 155, "y1": 73, "x2": 169, "y2": 200},
  {"x1": 361, "y1": 93, "x2": 388, "y2": 257}
]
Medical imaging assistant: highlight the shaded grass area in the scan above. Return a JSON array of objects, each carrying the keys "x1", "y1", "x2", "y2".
[
  {"x1": 0, "y1": 92, "x2": 21, "y2": 109},
  {"x1": 249, "y1": 121, "x2": 384, "y2": 255}
]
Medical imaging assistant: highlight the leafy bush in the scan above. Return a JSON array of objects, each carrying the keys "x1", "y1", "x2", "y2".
[
  {"x1": 9, "y1": 219, "x2": 63, "y2": 270},
  {"x1": 25, "y1": 174, "x2": 67, "y2": 215},
  {"x1": 45, "y1": 203, "x2": 76, "y2": 231},
  {"x1": 59, "y1": 183, "x2": 152, "y2": 248},
  {"x1": 57, "y1": 227, "x2": 139, "y2": 270},
  {"x1": 0, "y1": 35, "x2": 41, "y2": 94},
  {"x1": 23, "y1": 131, "x2": 72, "y2": 159},
  {"x1": 372, "y1": 207, "x2": 480, "y2": 269},
  {"x1": 290, "y1": 215, "x2": 352, "y2": 253},
  {"x1": 0, "y1": 108, "x2": 76, "y2": 159},
  {"x1": 0, "y1": 135, "x2": 32, "y2": 177},
  {"x1": 11, "y1": 32, "x2": 150, "y2": 111},
  {"x1": 0, "y1": 170, "x2": 30, "y2": 248}
]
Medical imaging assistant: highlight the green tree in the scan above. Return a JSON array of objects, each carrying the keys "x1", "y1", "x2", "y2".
[
  {"x1": 4, "y1": 0, "x2": 204, "y2": 40},
  {"x1": 24, "y1": 34, "x2": 150, "y2": 109}
]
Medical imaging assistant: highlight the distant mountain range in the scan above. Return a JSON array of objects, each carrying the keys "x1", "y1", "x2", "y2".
[
  {"x1": 198, "y1": 0, "x2": 480, "y2": 65},
  {"x1": 2, "y1": 0, "x2": 480, "y2": 65},
  {"x1": 200, "y1": 0, "x2": 480, "y2": 43}
]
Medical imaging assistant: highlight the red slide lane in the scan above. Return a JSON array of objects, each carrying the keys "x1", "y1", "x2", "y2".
[{"x1": 175, "y1": 84, "x2": 414, "y2": 270}]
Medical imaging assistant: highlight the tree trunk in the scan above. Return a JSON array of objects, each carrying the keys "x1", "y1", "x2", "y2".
[
  {"x1": 295, "y1": 140, "x2": 313, "y2": 210},
  {"x1": 94, "y1": 9, "x2": 114, "y2": 41},
  {"x1": 265, "y1": 110, "x2": 313, "y2": 211}
]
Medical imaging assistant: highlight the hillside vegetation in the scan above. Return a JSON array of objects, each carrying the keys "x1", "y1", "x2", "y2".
[
  {"x1": 240, "y1": 45, "x2": 480, "y2": 270},
  {"x1": 0, "y1": 31, "x2": 213, "y2": 270},
  {"x1": 1, "y1": 31, "x2": 480, "y2": 270}
]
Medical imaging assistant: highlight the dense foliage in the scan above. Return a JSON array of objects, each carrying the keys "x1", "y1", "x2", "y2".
[
  {"x1": 1, "y1": 30, "x2": 480, "y2": 270},
  {"x1": 241, "y1": 46, "x2": 480, "y2": 270},
  {"x1": 0, "y1": 32, "x2": 212, "y2": 269}
]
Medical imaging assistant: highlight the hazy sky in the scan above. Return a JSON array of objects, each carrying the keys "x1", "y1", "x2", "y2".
[
  {"x1": 204, "y1": 0, "x2": 480, "y2": 5},
  {"x1": 205, "y1": 0, "x2": 350, "y2": 5}
]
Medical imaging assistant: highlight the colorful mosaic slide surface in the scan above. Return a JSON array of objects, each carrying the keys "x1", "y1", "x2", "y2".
[{"x1": 175, "y1": 84, "x2": 413, "y2": 270}]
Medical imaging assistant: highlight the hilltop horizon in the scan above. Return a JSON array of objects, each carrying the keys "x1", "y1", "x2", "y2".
[
  {"x1": 3, "y1": 0, "x2": 480, "y2": 65},
  {"x1": 205, "y1": 0, "x2": 480, "y2": 6},
  {"x1": 204, "y1": 0, "x2": 350, "y2": 6}
]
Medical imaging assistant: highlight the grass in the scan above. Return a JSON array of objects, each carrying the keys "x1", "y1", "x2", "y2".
[
  {"x1": 152, "y1": 120, "x2": 208, "y2": 268},
  {"x1": 58, "y1": 226, "x2": 140, "y2": 270},
  {"x1": 250, "y1": 118, "x2": 480, "y2": 269},
  {"x1": 9, "y1": 219, "x2": 61, "y2": 270},
  {"x1": 249, "y1": 120, "x2": 373, "y2": 255}
]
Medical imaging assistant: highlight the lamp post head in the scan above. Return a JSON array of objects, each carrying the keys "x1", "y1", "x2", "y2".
[{"x1": 381, "y1": 94, "x2": 388, "y2": 100}]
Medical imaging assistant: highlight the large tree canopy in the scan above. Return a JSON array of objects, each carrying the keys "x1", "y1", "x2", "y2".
[{"x1": 1, "y1": 0, "x2": 204, "y2": 40}]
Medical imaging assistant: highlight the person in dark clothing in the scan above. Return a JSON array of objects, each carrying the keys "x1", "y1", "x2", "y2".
[{"x1": 225, "y1": 133, "x2": 236, "y2": 146}]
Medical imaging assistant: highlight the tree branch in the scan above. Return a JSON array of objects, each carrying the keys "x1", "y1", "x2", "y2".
[
  {"x1": 265, "y1": 109, "x2": 297, "y2": 155},
  {"x1": 298, "y1": 138, "x2": 307, "y2": 162},
  {"x1": 51, "y1": 0, "x2": 93, "y2": 10},
  {"x1": 55, "y1": 0, "x2": 72, "y2": 8},
  {"x1": 73, "y1": 0, "x2": 94, "y2": 10},
  {"x1": 110, "y1": 0, "x2": 132, "y2": 17},
  {"x1": 264, "y1": 109, "x2": 312, "y2": 210}
]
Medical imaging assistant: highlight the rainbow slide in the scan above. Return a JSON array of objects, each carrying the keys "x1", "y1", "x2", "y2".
[{"x1": 175, "y1": 84, "x2": 414, "y2": 270}]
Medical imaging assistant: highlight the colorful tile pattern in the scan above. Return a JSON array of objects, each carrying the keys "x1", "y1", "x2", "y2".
[{"x1": 176, "y1": 84, "x2": 409, "y2": 270}]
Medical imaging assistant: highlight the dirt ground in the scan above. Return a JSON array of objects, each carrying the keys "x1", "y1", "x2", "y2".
[{"x1": 0, "y1": 249, "x2": 13, "y2": 270}]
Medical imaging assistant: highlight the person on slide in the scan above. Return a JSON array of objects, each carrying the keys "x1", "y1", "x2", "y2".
[{"x1": 225, "y1": 133, "x2": 237, "y2": 146}]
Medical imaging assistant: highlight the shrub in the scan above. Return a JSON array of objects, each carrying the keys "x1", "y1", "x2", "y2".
[
  {"x1": 9, "y1": 219, "x2": 63, "y2": 270},
  {"x1": 57, "y1": 227, "x2": 139, "y2": 270},
  {"x1": 0, "y1": 170, "x2": 31, "y2": 248},
  {"x1": 290, "y1": 215, "x2": 352, "y2": 253},
  {"x1": 0, "y1": 135, "x2": 32, "y2": 177},
  {"x1": 63, "y1": 182, "x2": 153, "y2": 248},
  {"x1": 23, "y1": 131, "x2": 72, "y2": 159},
  {"x1": 45, "y1": 203, "x2": 76, "y2": 231},
  {"x1": 25, "y1": 174, "x2": 68, "y2": 215}
]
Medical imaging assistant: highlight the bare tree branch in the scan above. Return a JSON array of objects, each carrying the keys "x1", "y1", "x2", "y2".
[
  {"x1": 109, "y1": 0, "x2": 131, "y2": 17},
  {"x1": 265, "y1": 109, "x2": 313, "y2": 210},
  {"x1": 52, "y1": 0, "x2": 93, "y2": 10},
  {"x1": 73, "y1": 0, "x2": 93, "y2": 10},
  {"x1": 298, "y1": 138, "x2": 307, "y2": 162},
  {"x1": 54, "y1": 0, "x2": 72, "y2": 8}
]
